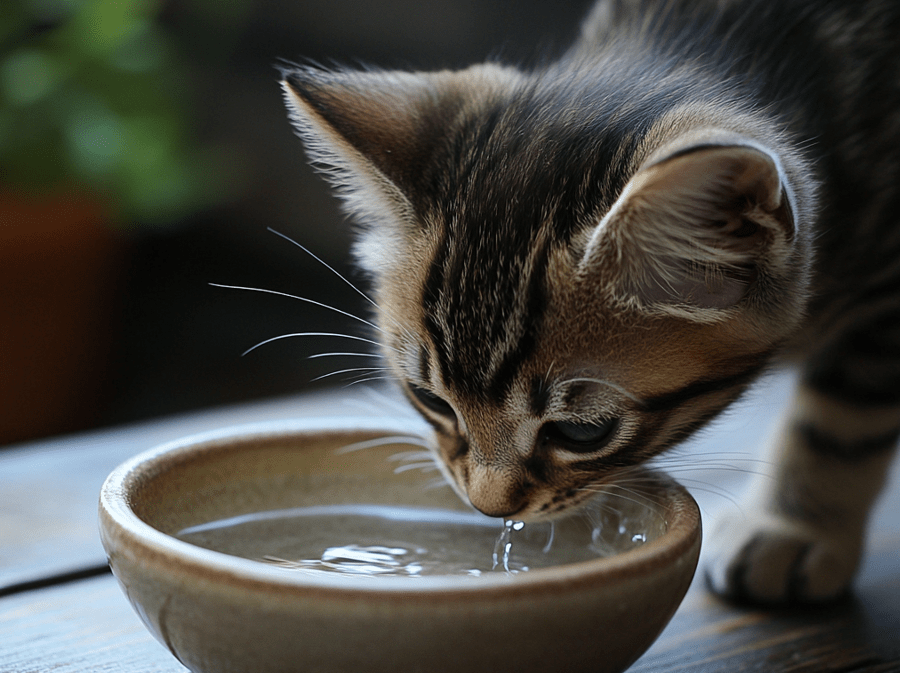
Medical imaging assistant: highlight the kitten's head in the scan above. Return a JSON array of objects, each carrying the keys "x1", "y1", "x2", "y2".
[{"x1": 282, "y1": 62, "x2": 812, "y2": 520}]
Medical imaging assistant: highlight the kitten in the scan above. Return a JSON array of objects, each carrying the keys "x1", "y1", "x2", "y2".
[{"x1": 280, "y1": 0, "x2": 900, "y2": 604}]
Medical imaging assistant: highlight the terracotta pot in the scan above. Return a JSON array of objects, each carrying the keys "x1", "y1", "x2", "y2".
[{"x1": 0, "y1": 189, "x2": 124, "y2": 445}]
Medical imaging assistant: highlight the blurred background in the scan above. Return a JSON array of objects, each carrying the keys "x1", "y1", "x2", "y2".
[{"x1": 0, "y1": 0, "x2": 591, "y2": 447}]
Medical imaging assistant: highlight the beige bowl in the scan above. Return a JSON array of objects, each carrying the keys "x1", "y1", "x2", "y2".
[{"x1": 99, "y1": 417, "x2": 701, "y2": 673}]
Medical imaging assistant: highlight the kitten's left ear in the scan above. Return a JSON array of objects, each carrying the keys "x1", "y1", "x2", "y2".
[{"x1": 581, "y1": 138, "x2": 797, "y2": 314}]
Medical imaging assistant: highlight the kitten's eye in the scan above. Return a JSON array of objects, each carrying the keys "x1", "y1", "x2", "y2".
[
  {"x1": 545, "y1": 419, "x2": 618, "y2": 453},
  {"x1": 408, "y1": 384, "x2": 455, "y2": 417}
]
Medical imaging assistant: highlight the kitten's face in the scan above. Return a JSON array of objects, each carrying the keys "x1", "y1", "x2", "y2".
[
  {"x1": 374, "y1": 230, "x2": 775, "y2": 520},
  {"x1": 282, "y1": 63, "x2": 806, "y2": 520}
]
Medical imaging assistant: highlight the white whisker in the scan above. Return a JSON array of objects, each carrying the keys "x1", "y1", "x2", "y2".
[
  {"x1": 241, "y1": 332, "x2": 397, "y2": 357},
  {"x1": 209, "y1": 283, "x2": 383, "y2": 334},
  {"x1": 340, "y1": 398, "x2": 389, "y2": 417},
  {"x1": 579, "y1": 484, "x2": 666, "y2": 524},
  {"x1": 663, "y1": 467, "x2": 771, "y2": 480},
  {"x1": 267, "y1": 227, "x2": 379, "y2": 310},
  {"x1": 560, "y1": 377, "x2": 645, "y2": 406},
  {"x1": 265, "y1": 229, "x2": 418, "y2": 344},
  {"x1": 673, "y1": 480, "x2": 742, "y2": 510},
  {"x1": 361, "y1": 387, "x2": 417, "y2": 415},
  {"x1": 335, "y1": 435, "x2": 429, "y2": 454},
  {"x1": 308, "y1": 351, "x2": 383, "y2": 359},
  {"x1": 393, "y1": 462, "x2": 439, "y2": 474},
  {"x1": 592, "y1": 484, "x2": 662, "y2": 510},
  {"x1": 311, "y1": 367, "x2": 389, "y2": 383},
  {"x1": 344, "y1": 376, "x2": 395, "y2": 387},
  {"x1": 387, "y1": 450, "x2": 434, "y2": 462}
]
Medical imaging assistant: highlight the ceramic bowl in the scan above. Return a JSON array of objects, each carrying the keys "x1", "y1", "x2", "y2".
[{"x1": 99, "y1": 417, "x2": 701, "y2": 673}]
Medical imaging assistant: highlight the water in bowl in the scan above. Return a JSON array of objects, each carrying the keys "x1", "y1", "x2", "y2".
[{"x1": 176, "y1": 493, "x2": 664, "y2": 578}]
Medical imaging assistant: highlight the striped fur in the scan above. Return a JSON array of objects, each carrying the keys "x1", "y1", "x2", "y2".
[{"x1": 282, "y1": 0, "x2": 900, "y2": 602}]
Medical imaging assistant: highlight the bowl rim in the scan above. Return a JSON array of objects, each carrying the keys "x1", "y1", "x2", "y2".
[{"x1": 99, "y1": 416, "x2": 701, "y2": 602}]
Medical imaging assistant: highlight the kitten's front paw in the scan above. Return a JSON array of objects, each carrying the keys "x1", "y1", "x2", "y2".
[{"x1": 704, "y1": 513, "x2": 861, "y2": 604}]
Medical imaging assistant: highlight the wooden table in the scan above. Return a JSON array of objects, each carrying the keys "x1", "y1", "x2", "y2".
[{"x1": 2, "y1": 373, "x2": 898, "y2": 672}]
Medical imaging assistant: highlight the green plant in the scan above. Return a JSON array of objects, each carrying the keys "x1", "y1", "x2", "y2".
[{"x1": 0, "y1": 0, "x2": 224, "y2": 225}]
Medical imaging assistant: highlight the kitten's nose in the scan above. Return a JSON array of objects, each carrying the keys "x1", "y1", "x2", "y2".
[
  {"x1": 466, "y1": 466, "x2": 528, "y2": 518},
  {"x1": 470, "y1": 500, "x2": 525, "y2": 519}
]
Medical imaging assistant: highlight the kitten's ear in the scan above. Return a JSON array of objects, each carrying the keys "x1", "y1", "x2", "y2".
[
  {"x1": 582, "y1": 139, "x2": 796, "y2": 315},
  {"x1": 281, "y1": 64, "x2": 515, "y2": 229},
  {"x1": 281, "y1": 66, "x2": 441, "y2": 228}
]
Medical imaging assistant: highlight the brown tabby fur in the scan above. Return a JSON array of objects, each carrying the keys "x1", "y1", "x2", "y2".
[{"x1": 281, "y1": 0, "x2": 900, "y2": 603}]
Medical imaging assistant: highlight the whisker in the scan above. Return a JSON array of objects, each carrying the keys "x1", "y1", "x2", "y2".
[
  {"x1": 361, "y1": 387, "x2": 418, "y2": 415},
  {"x1": 672, "y1": 480, "x2": 742, "y2": 510},
  {"x1": 342, "y1": 392, "x2": 426, "y2": 427},
  {"x1": 267, "y1": 227, "x2": 379, "y2": 310},
  {"x1": 652, "y1": 463, "x2": 769, "y2": 476},
  {"x1": 387, "y1": 450, "x2": 434, "y2": 462},
  {"x1": 591, "y1": 483, "x2": 663, "y2": 510},
  {"x1": 558, "y1": 377, "x2": 645, "y2": 406},
  {"x1": 393, "y1": 462, "x2": 440, "y2": 474},
  {"x1": 653, "y1": 450, "x2": 773, "y2": 465},
  {"x1": 265, "y1": 229, "x2": 421, "y2": 348},
  {"x1": 578, "y1": 484, "x2": 666, "y2": 523},
  {"x1": 308, "y1": 351, "x2": 383, "y2": 359},
  {"x1": 209, "y1": 283, "x2": 383, "y2": 334},
  {"x1": 344, "y1": 376, "x2": 395, "y2": 387},
  {"x1": 310, "y1": 367, "x2": 389, "y2": 383},
  {"x1": 241, "y1": 332, "x2": 398, "y2": 357},
  {"x1": 335, "y1": 435, "x2": 429, "y2": 454},
  {"x1": 340, "y1": 398, "x2": 391, "y2": 417},
  {"x1": 647, "y1": 460, "x2": 773, "y2": 480}
]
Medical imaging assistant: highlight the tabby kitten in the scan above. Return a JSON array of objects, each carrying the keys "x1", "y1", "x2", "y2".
[{"x1": 280, "y1": 0, "x2": 900, "y2": 604}]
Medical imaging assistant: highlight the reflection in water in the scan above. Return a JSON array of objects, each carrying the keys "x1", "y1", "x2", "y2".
[{"x1": 177, "y1": 498, "x2": 661, "y2": 579}]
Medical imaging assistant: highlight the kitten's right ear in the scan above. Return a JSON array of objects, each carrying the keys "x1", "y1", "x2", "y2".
[
  {"x1": 282, "y1": 66, "x2": 433, "y2": 229},
  {"x1": 281, "y1": 64, "x2": 516, "y2": 230}
]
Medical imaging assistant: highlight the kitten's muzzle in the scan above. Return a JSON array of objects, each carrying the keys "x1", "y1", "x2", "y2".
[
  {"x1": 465, "y1": 465, "x2": 530, "y2": 518},
  {"x1": 470, "y1": 500, "x2": 526, "y2": 519}
]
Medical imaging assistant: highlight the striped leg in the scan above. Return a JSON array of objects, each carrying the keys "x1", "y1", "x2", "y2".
[{"x1": 705, "y1": 324, "x2": 900, "y2": 604}]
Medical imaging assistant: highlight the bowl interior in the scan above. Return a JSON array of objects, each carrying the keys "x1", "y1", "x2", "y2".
[{"x1": 124, "y1": 424, "x2": 671, "y2": 578}]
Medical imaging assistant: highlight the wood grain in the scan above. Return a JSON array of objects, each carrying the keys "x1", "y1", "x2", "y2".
[
  {"x1": 0, "y1": 575, "x2": 187, "y2": 673},
  {"x1": 0, "y1": 387, "x2": 404, "y2": 591},
  {"x1": 634, "y1": 536, "x2": 900, "y2": 672}
]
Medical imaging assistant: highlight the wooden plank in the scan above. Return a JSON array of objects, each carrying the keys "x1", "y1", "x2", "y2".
[
  {"x1": 633, "y1": 422, "x2": 900, "y2": 673},
  {"x1": 0, "y1": 387, "x2": 409, "y2": 591},
  {"x1": 633, "y1": 536, "x2": 900, "y2": 672},
  {"x1": 0, "y1": 574, "x2": 188, "y2": 673}
]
